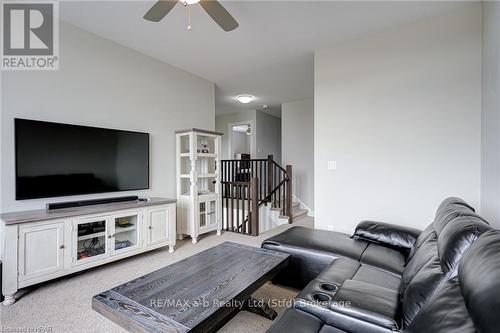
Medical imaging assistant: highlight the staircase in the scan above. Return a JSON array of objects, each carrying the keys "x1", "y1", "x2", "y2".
[
  {"x1": 220, "y1": 155, "x2": 299, "y2": 236},
  {"x1": 269, "y1": 201, "x2": 308, "y2": 225}
]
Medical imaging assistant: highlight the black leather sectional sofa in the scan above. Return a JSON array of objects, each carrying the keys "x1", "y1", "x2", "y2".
[{"x1": 261, "y1": 198, "x2": 500, "y2": 332}]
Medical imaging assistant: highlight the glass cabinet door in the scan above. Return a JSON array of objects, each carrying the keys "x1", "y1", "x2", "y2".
[
  {"x1": 199, "y1": 202, "x2": 207, "y2": 228},
  {"x1": 199, "y1": 199, "x2": 216, "y2": 230},
  {"x1": 75, "y1": 218, "x2": 108, "y2": 263},
  {"x1": 207, "y1": 200, "x2": 216, "y2": 227},
  {"x1": 113, "y1": 214, "x2": 139, "y2": 253}
]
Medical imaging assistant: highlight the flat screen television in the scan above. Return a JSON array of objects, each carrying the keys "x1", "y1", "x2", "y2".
[{"x1": 15, "y1": 118, "x2": 150, "y2": 200}]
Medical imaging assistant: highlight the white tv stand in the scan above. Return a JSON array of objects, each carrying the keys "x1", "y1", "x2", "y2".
[{"x1": 0, "y1": 197, "x2": 176, "y2": 306}]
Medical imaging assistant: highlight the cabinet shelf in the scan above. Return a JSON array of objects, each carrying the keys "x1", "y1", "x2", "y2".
[
  {"x1": 199, "y1": 174, "x2": 216, "y2": 178},
  {"x1": 115, "y1": 225, "x2": 137, "y2": 234},
  {"x1": 78, "y1": 231, "x2": 106, "y2": 241},
  {"x1": 198, "y1": 191, "x2": 216, "y2": 196},
  {"x1": 197, "y1": 153, "x2": 216, "y2": 158}
]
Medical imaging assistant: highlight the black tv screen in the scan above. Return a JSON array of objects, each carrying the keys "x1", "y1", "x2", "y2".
[{"x1": 15, "y1": 119, "x2": 149, "y2": 200}]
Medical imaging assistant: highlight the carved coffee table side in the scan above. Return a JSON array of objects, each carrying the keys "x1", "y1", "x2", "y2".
[
  {"x1": 191, "y1": 256, "x2": 289, "y2": 333},
  {"x1": 92, "y1": 290, "x2": 189, "y2": 333}
]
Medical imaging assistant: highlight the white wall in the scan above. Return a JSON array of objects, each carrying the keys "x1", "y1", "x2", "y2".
[
  {"x1": 481, "y1": 1, "x2": 500, "y2": 228},
  {"x1": 314, "y1": 6, "x2": 482, "y2": 233},
  {"x1": 0, "y1": 22, "x2": 215, "y2": 213},
  {"x1": 255, "y1": 110, "x2": 281, "y2": 162},
  {"x1": 282, "y1": 99, "x2": 314, "y2": 211}
]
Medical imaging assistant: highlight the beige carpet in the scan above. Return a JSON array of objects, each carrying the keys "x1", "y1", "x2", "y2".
[{"x1": 0, "y1": 217, "x2": 313, "y2": 333}]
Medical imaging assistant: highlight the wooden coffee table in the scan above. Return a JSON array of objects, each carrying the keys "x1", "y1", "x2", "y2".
[{"x1": 92, "y1": 242, "x2": 289, "y2": 333}]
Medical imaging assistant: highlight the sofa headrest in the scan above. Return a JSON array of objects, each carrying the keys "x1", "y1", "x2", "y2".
[
  {"x1": 459, "y1": 230, "x2": 500, "y2": 333},
  {"x1": 433, "y1": 197, "x2": 478, "y2": 235},
  {"x1": 436, "y1": 197, "x2": 475, "y2": 214},
  {"x1": 438, "y1": 215, "x2": 491, "y2": 273}
]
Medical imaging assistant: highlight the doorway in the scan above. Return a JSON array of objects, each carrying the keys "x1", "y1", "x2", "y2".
[{"x1": 228, "y1": 121, "x2": 255, "y2": 159}]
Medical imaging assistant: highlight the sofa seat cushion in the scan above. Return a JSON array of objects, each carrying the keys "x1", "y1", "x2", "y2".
[
  {"x1": 295, "y1": 278, "x2": 401, "y2": 331},
  {"x1": 309, "y1": 257, "x2": 401, "y2": 293},
  {"x1": 267, "y1": 307, "x2": 347, "y2": 333},
  {"x1": 352, "y1": 265, "x2": 401, "y2": 293},
  {"x1": 359, "y1": 243, "x2": 406, "y2": 275},
  {"x1": 330, "y1": 280, "x2": 401, "y2": 330}
]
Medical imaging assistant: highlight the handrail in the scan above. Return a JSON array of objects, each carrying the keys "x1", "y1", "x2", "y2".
[
  {"x1": 220, "y1": 181, "x2": 252, "y2": 186},
  {"x1": 258, "y1": 178, "x2": 287, "y2": 206},
  {"x1": 270, "y1": 159, "x2": 287, "y2": 173},
  {"x1": 221, "y1": 159, "x2": 267, "y2": 162}
]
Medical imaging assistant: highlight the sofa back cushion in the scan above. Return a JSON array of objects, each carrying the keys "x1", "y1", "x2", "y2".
[
  {"x1": 432, "y1": 197, "x2": 475, "y2": 234},
  {"x1": 406, "y1": 197, "x2": 475, "y2": 263},
  {"x1": 401, "y1": 214, "x2": 491, "y2": 326},
  {"x1": 404, "y1": 229, "x2": 500, "y2": 333},
  {"x1": 437, "y1": 216, "x2": 491, "y2": 274},
  {"x1": 402, "y1": 198, "x2": 477, "y2": 291},
  {"x1": 459, "y1": 230, "x2": 500, "y2": 333}
]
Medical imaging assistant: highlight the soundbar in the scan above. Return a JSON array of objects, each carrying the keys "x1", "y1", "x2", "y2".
[{"x1": 46, "y1": 196, "x2": 139, "y2": 210}]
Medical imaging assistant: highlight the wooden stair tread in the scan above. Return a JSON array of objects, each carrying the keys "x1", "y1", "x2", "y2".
[
  {"x1": 278, "y1": 208, "x2": 308, "y2": 220},
  {"x1": 292, "y1": 208, "x2": 308, "y2": 218}
]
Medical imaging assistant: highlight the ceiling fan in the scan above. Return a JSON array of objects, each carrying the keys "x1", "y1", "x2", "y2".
[{"x1": 143, "y1": 0, "x2": 239, "y2": 32}]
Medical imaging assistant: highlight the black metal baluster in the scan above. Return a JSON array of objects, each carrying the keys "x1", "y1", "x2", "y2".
[
  {"x1": 230, "y1": 183, "x2": 234, "y2": 231},
  {"x1": 236, "y1": 184, "x2": 240, "y2": 233},
  {"x1": 242, "y1": 184, "x2": 246, "y2": 234}
]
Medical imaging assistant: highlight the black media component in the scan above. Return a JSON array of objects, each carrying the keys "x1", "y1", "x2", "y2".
[{"x1": 47, "y1": 196, "x2": 139, "y2": 210}]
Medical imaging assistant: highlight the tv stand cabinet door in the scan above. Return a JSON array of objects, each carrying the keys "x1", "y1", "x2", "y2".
[
  {"x1": 146, "y1": 205, "x2": 174, "y2": 247},
  {"x1": 19, "y1": 222, "x2": 65, "y2": 283}
]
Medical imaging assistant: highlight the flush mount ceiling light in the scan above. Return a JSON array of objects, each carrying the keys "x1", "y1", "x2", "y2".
[{"x1": 236, "y1": 94, "x2": 255, "y2": 104}]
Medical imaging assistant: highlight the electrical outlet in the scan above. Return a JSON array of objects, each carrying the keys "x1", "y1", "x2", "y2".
[
  {"x1": 328, "y1": 161, "x2": 337, "y2": 170},
  {"x1": 327, "y1": 225, "x2": 335, "y2": 231}
]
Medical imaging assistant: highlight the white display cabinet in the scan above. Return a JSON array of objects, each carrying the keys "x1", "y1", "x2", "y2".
[{"x1": 176, "y1": 128, "x2": 223, "y2": 243}]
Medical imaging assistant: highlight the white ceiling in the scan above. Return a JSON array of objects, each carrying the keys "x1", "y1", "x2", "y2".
[{"x1": 59, "y1": 1, "x2": 471, "y2": 116}]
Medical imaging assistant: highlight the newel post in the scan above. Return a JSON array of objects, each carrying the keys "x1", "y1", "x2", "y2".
[
  {"x1": 250, "y1": 177, "x2": 259, "y2": 236},
  {"x1": 267, "y1": 154, "x2": 274, "y2": 204},
  {"x1": 286, "y1": 165, "x2": 293, "y2": 223}
]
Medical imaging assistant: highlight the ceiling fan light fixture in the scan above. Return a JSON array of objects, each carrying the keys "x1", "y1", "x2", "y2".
[
  {"x1": 183, "y1": 0, "x2": 200, "y2": 4},
  {"x1": 236, "y1": 94, "x2": 255, "y2": 104}
]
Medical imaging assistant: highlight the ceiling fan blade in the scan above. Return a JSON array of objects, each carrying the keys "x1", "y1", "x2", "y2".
[
  {"x1": 143, "y1": 0, "x2": 178, "y2": 22},
  {"x1": 199, "y1": 0, "x2": 239, "y2": 32}
]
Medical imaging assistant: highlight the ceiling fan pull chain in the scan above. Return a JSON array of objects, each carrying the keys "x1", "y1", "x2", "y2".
[{"x1": 187, "y1": 3, "x2": 192, "y2": 31}]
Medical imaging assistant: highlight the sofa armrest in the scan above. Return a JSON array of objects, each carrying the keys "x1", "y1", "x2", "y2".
[{"x1": 353, "y1": 221, "x2": 421, "y2": 251}]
